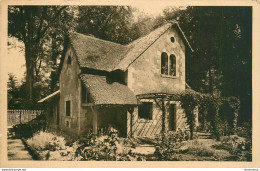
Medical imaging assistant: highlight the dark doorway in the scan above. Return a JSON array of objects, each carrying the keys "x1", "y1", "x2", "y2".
[{"x1": 168, "y1": 104, "x2": 176, "y2": 131}]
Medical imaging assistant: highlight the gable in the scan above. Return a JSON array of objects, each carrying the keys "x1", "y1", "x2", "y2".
[
  {"x1": 114, "y1": 22, "x2": 193, "y2": 71},
  {"x1": 126, "y1": 27, "x2": 186, "y2": 95}
]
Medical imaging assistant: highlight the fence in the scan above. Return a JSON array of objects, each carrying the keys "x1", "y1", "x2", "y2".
[{"x1": 7, "y1": 109, "x2": 43, "y2": 126}]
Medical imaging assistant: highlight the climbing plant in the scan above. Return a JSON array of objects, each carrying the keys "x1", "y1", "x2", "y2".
[
  {"x1": 179, "y1": 92, "x2": 201, "y2": 140},
  {"x1": 178, "y1": 91, "x2": 240, "y2": 140}
]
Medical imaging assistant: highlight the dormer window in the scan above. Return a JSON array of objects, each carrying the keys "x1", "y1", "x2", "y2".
[
  {"x1": 161, "y1": 52, "x2": 177, "y2": 77},
  {"x1": 67, "y1": 55, "x2": 72, "y2": 65}
]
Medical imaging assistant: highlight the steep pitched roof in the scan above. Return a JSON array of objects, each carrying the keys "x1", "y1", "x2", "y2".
[
  {"x1": 80, "y1": 74, "x2": 137, "y2": 105},
  {"x1": 67, "y1": 21, "x2": 192, "y2": 72},
  {"x1": 69, "y1": 33, "x2": 131, "y2": 71}
]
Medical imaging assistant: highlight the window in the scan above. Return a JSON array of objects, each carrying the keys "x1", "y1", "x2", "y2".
[
  {"x1": 81, "y1": 83, "x2": 87, "y2": 103},
  {"x1": 66, "y1": 121, "x2": 70, "y2": 127},
  {"x1": 138, "y1": 102, "x2": 153, "y2": 120},
  {"x1": 161, "y1": 52, "x2": 168, "y2": 75},
  {"x1": 169, "y1": 54, "x2": 176, "y2": 76},
  {"x1": 161, "y1": 52, "x2": 176, "y2": 76},
  {"x1": 67, "y1": 55, "x2": 71, "y2": 65},
  {"x1": 170, "y1": 37, "x2": 175, "y2": 43},
  {"x1": 66, "y1": 101, "x2": 71, "y2": 116}
]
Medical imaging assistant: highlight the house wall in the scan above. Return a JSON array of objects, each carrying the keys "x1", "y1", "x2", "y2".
[
  {"x1": 45, "y1": 97, "x2": 60, "y2": 130},
  {"x1": 128, "y1": 99, "x2": 188, "y2": 137},
  {"x1": 59, "y1": 45, "x2": 81, "y2": 135},
  {"x1": 127, "y1": 27, "x2": 186, "y2": 95}
]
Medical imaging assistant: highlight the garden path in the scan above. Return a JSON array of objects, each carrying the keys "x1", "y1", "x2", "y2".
[{"x1": 7, "y1": 139, "x2": 33, "y2": 160}]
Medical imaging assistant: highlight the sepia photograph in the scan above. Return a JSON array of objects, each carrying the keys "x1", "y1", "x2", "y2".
[{"x1": 0, "y1": 0, "x2": 259, "y2": 168}]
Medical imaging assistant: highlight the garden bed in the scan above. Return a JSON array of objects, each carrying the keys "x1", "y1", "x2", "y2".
[{"x1": 15, "y1": 129, "x2": 251, "y2": 161}]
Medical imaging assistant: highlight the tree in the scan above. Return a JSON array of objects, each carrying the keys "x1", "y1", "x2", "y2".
[
  {"x1": 7, "y1": 73, "x2": 20, "y2": 109},
  {"x1": 76, "y1": 6, "x2": 136, "y2": 44},
  {"x1": 8, "y1": 6, "x2": 67, "y2": 106}
]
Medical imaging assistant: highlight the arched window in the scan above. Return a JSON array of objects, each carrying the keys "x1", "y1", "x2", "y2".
[
  {"x1": 161, "y1": 52, "x2": 168, "y2": 75},
  {"x1": 67, "y1": 55, "x2": 72, "y2": 65},
  {"x1": 169, "y1": 54, "x2": 176, "y2": 76}
]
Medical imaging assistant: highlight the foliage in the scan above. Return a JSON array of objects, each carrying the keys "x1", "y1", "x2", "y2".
[
  {"x1": 27, "y1": 131, "x2": 66, "y2": 151},
  {"x1": 11, "y1": 114, "x2": 46, "y2": 138},
  {"x1": 212, "y1": 135, "x2": 251, "y2": 161},
  {"x1": 8, "y1": 6, "x2": 74, "y2": 105},
  {"x1": 7, "y1": 73, "x2": 21, "y2": 109},
  {"x1": 235, "y1": 122, "x2": 251, "y2": 139},
  {"x1": 154, "y1": 129, "x2": 189, "y2": 161},
  {"x1": 177, "y1": 90, "x2": 240, "y2": 140},
  {"x1": 76, "y1": 6, "x2": 137, "y2": 45},
  {"x1": 179, "y1": 92, "x2": 201, "y2": 139},
  {"x1": 74, "y1": 128, "x2": 145, "y2": 161},
  {"x1": 26, "y1": 131, "x2": 78, "y2": 160},
  {"x1": 186, "y1": 144, "x2": 215, "y2": 157}
]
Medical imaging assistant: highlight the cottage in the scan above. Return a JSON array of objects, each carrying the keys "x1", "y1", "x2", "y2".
[{"x1": 39, "y1": 21, "x2": 198, "y2": 138}]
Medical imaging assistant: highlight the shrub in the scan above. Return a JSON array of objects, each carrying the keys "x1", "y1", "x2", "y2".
[
  {"x1": 212, "y1": 135, "x2": 251, "y2": 161},
  {"x1": 27, "y1": 131, "x2": 66, "y2": 151},
  {"x1": 74, "y1": 127, "x2": 144, "y2": 161},
  {"x1": 186, "y1": 144, "x2": 215, "y2": 157},
  {"x1": 235, "y1": 122, "x2": 252, "y2": 139},
  {"x1": 11, "y1": 114, "x2": 46, "y2": 138},
  {"x1": 154, "y1": 130, "x2": 187, "y2": 161},
  {"x1": 27, "y1": 131, "x2": 78, "y2": 160}
]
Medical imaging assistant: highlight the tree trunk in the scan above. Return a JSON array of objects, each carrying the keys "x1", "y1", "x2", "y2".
[
  {"x1": 25, "y1": 43, "x2": 35, "y2": 103},
  {"x1": 50, "y1": 33, "x2": 58, "y2": 92}
]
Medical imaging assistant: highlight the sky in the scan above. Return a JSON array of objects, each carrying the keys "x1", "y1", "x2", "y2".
[{"x1": 7, "y1": 37, "x2": 26, "y2": 83}]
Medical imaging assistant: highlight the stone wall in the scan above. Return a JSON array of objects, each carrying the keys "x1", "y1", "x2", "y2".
[
  {"x1": 127, "y1": 27, "x2": 186, "y2": 95},
  {"x1": 59, "y1": 45, "x2": 81, "y2": 135},
  {"x1": 46, "y1": 97, "x2": 60, "y2": 130}
]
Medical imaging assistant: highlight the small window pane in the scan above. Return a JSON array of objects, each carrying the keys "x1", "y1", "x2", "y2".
[
  {"x1": 169, "y1": 54, "x2": 176, "y2": 76},
  {"x1": 161, "y1": 52, "x2": 168, "y2": 75},
  {"x1": 138, "y1": 102, "x2": 153, "y2": 120}
]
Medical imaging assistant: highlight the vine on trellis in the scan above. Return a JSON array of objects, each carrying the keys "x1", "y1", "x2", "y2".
[{"x1": 178, "y1": 91, "x2": 240, "y2": 140}]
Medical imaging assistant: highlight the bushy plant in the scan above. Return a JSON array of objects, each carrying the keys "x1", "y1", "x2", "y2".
[
  {"x1": 12, "y1": 114, "x2": 46, "y2": 138},
  {"x1": 186, "y1": 144, "x2": 215, "y2": 157},
  {"x1": 26, "y1": 131, "x2": 78, "y2": 160},
  {"x1": 74, "y1": 127, "x2": 145, "y2": 161},
  {"x1": 27, "y1": 131, "x2": 66, "y2": 151},
  {"x1": 212, "y1": 135, "x2": 251, "y2": 161},
  {"x1": 154, "y1": 130, "x2": 187, "y2": 161}
]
